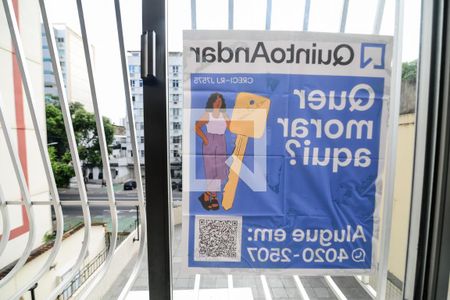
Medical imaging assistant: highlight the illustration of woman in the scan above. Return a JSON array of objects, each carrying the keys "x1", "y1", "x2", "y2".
[{"x1": 195, "y1": 92, "x2": 230, "y2": 210}]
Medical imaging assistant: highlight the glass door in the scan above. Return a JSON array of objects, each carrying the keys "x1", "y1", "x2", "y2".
[{"x1": 138, "y1": 0, "x2": 449, "y2": 299}]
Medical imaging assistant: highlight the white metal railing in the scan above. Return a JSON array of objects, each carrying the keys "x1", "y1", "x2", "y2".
[
  {"x1": 0, "y1": 0, "x2": 146, "y2": 299},
  {"x1": 1, "y1": 0, "x2": 64, "y2": 295},
  {"x1": 113, "y1": 0, "x2": 147, "y2": 298},
  {"x1": 39, "y1": 0, "x2": 92, "y2": 297}
]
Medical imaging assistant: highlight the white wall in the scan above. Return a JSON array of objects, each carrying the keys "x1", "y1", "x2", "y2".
[
  {"x1": 388, "y1": 114, "x2": 415, "y2": 281},
  {"x1": 0, "y1": 0, "x2": 52, "y2": 269}
]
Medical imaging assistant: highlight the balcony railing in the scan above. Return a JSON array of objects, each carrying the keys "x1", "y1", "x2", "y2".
[{"x1": 0, "y1": 0, "x2": 146, "y2": 299}]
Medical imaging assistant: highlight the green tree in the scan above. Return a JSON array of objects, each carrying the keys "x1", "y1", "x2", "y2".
[
  {"x1": 402, "y1": 60, "x2": 417, "y2": 84},
  {"x1": 48, "y1": 146, "x2": 74, "y2": 188},
  {"x1": 46, "y1": 102, "x2": 114, "y2": 187}
]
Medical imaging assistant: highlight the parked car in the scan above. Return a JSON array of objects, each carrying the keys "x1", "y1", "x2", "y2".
[{"x1": 124, "y1": 180, "x2": 137, "y2": 190}]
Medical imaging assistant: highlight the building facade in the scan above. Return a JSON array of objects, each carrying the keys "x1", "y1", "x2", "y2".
[
  {"x1": 42, "y1": 24, "x2": 94, "y2": 112},
  {"x1": 125, "y1": 51, "x2": 183, "y2": 178}
]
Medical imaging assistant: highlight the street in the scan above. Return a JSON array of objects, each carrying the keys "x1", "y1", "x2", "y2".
[{"x1": 58, "y1": 189, "x2": 181, "y2": 232}]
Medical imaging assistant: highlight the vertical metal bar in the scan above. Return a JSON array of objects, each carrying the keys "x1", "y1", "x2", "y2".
[
  {"x1": 193, "y1": 274, "x2": 200, "y2": 299},
  {"x1": 302, "y1": 0, "x2": 311, "y2": 31},
  {"x1": 37, "y1": 0, "x2": 92, "y2": 297},
  {"x1": 265, "y1": 0, "x2": 272, "y2": 30},
  {"x1": 373, "y1": 0, "x2": 385, "y2": 34},
  {"x1": 355, "y1": 275, "x2": 376, "y2": 298},
  {"x1": 293, "y1": 276, "x2": 310, "y2": 300},
  {"x1": 191, "y1": 0, "x2": 197, "y2": 30},
  {"x1": 324, "y1": 276, "x2": 347, "y2": 300},
  {"x1": 413, "y1": 1, "x2": 450, "y2": 297},
  {"x1": 75, "y1": 0, "x2": 118, "y2": 298},
  {"x1": 376, "y1": 0, "x2": 404, "y2": 298},
  {"x1": 339, "y1": 0, "x2": 349, "y2": 33},
  {"x1": 228, "y1": 0, "x2": 233, "y2": 30},
  {"x1": 113, "y1": 1, "x2": 148, "y2": 299},
  {"x1": 0, "y1": 185, "x2": 11, "y2": 257},
  {"x1": 404, "y1": 0, "x2": 440, "y2": 298},
  {"x1": 0, "y1": 92, "x2": 36, "y2": 288},
  {"x1": 143, "y1": 0, "x2": 172, "y2": 298},
  {"x1": 260, "y1": 275, "x2": 273, "y2": 300},
  {"x1": 1, "y1": 0, "x2": 64, "y2": 290}
]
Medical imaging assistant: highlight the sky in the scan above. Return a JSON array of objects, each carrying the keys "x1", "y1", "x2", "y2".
[{"x1": 46, "y1": 0, "x2": 420, "y2": 124}]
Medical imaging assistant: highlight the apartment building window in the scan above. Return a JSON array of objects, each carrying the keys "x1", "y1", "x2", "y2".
[
  {"x1": 172, "y1": 94, "x2": 179, "y2": 101},
  {"x1": 172, "y1": 80, "x2": 179, "y2": 88},
  {"x1": 140, "y1": 136, "x2": 145, "y2": 143},
  {"x1": 172, "y1": 136, "x2": 181, "y2": 144},
  {"x1": 141, "y1": 150, "x2": 145, "y2": 157},
  {"x1": 173, "y1": 122, "x2": 181, "y2": 130},
  {"x1": 56, "y1": 37, "x2": 64, "y2": 43},
  {"x1": 172, "y1": 65, "x2": 179, "y2": 73}
]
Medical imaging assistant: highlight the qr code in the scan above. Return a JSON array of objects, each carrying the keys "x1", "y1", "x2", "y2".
[{"x1": 194, "y1": 215, "x2": 242, "y2": 262}]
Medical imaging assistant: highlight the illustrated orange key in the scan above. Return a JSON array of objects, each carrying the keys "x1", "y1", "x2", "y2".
[{"x1": 222, "y1": 92, "x2": 271, "y2": 210}]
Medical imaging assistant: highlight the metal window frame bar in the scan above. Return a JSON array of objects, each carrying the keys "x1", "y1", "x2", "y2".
[
  {"x1": 0, "y1": 0, "x2": 64, "y2": 292},
  {"x1": 39, "y1": 0, "x2": 92, "y2": 297},
  {"x1": 191, "y1": 0, "x2": 197, "y2": 30},
  {"x1": 302, "y1": 0, "x2": 311, "y2": 31},
  {"x1": 0, "y1": 92, "x2": 36, "y2": 288},
  {"x1": 403, "y1": 0, "x2": 442, "y2": 298},
  {"x1": 375, "y1": 0, "x2": 404, "y2": 298},
  {"x1": 406, "y1": 0, "x2": 450, "y2": 298},
  {"x1": 373, "y1": 0, "x2": 386, "y2": 34},
  {"x1": 75, "y1": 0, "x2": 118, "y2": 297},
  {"x1": 0, "y1": 186, "x2": 10, "y2": 256},
  {"x1": 228, "y1": 0, "x2": 233, "y2": 30},
  {"x1": 339, "y1": 0, "x2": 349, "y2": 33},
  {"x1": 325, "y1": 276, "x2": 347, "y2": 300},
  {"x1": 143, "y1": 0, "x2": 173, "y2": 298},
  {"x1": 293, "y1": 276, "x2": 310, "y2": 300},
  {"x1": 265, "y1": 0, "x2": 272, "y2": 30},
  {"x1": 114, "y1": 0, "x2": 148, "y2": 298}
]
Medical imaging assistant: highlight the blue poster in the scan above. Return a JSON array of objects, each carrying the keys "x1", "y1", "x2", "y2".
[{"x1": 182, "y1": 31, "x2": 392, "y2": 274}]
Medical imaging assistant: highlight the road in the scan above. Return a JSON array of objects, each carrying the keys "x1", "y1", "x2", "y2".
[{"x1": 59, "y1": 190, "x2": 181, "y2": 218}]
